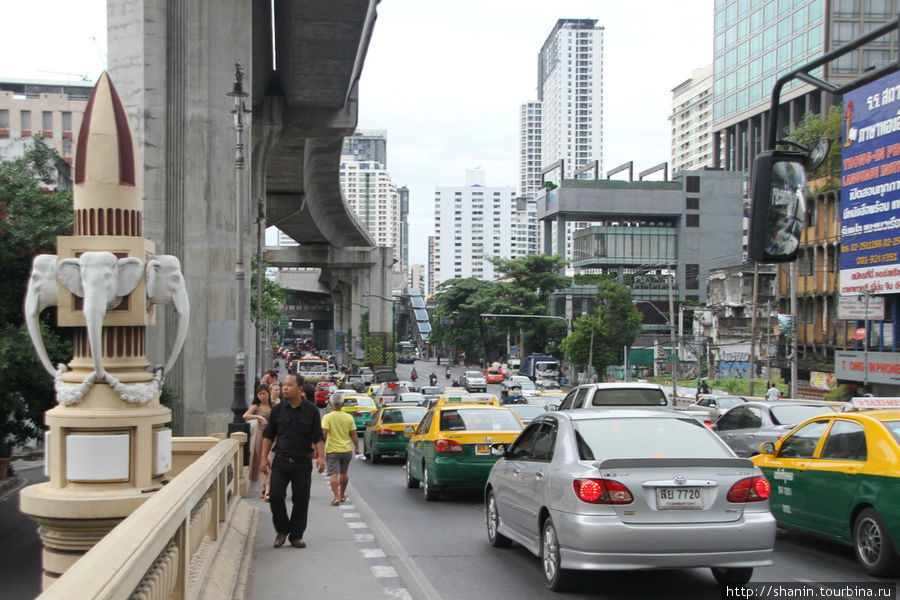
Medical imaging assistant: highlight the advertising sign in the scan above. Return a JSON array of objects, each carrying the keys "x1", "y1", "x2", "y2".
[
  {"x1": 837, "y1": 294, "x2": 886, "y2": 320},
  {"x1": 809, "y1": 370, "x2": 837, "y2": 391},
  {"x1": 840, "y1": 70, "x2": 900, "y2": 296},
  {"x1": 835, "y1": 350, "x2": 900, "y2": 385}
]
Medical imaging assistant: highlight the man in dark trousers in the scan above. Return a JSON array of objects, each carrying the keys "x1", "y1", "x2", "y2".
[{"x1": 261, "y1": 374, "x2": 325, "y2": 548}]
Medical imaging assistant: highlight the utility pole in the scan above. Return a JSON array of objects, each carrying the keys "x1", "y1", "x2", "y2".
[
  {"x1": 864, "y1": 287, "x2": 870, "y2": 393},
  {"x1": 765, "y1": 300, "x2": 773, "y2": 387},
  {"x1": 748, "y1": 262, "x2": 759, "y2": 395},
  {"x1": 790, "y1": 262, "x2": 798, "y2": 399},
  {"x1": 667, "y1": 272, "x2": 677, "y2": 401}
]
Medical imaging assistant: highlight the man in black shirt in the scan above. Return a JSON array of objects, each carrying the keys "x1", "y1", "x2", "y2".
[{"x1": 261, "y1": 374, "x2": 325, "y2": 548}]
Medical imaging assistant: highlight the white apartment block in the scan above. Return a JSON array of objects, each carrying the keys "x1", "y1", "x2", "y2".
[
  {"x1": 407, "y1": 263, "x2": 425, "y2": 295},
  {"x1": 538, "y1": 19, "x2": 604, "y2": 183},
  {"x1": 432, "y1": 169, "x2": 518, "y2": 287},
  {"x1": 339, "y1": 155, "x2": 401, "y2": 271},
  {"x1": 519, "y1": 101, "x2": 542, "y2": 199},
  {"x1": 670, "y1": 64, "x2": 713, "y2": 173},
  {"x1": 0, "y1": 78, "x2": 92, "y2": 166}
]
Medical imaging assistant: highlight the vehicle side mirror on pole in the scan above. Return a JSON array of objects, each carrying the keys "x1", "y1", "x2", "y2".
[{"x1": 748, "y1": 149, "x2": 807, "y2": 263}]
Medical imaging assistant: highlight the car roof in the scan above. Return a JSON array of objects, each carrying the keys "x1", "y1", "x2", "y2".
[
  {"x1": 382, "y1": 402, "x2": 426, "y2": 408},
  {"x1": 552, "y1": 408, "x2": 706, "y2": 422},
  {"x1": 577, "y1": 382, "x2": 665, "y2": 390},
  {"x1": 741, "y1": 400, "x2": 831, "y2": 408}
]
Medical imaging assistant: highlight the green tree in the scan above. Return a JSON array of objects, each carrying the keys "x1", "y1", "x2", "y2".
[
  {"x1": 0, "y1": 138, "x2": 74, "y2": 454},
  {"x1": 787, "y1": 105, "x2": 842, "y2": 189},
  {"x1": 250, "y1": 255, "x2": 287, "y2": 323},
  {"x1": 561, "y1": 280, "x2": 642, "y2": 380}
]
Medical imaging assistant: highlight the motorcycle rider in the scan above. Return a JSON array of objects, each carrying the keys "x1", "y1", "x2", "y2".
[
  {"x1": 411, "y1": 367, "x2": 418, "y2": 381},
  {"x1": 429, "y1": 371, "x2": 438, "y2": 386},
  {"x1": 445, "y1": 366, "x2": 451, "y2": 379}
]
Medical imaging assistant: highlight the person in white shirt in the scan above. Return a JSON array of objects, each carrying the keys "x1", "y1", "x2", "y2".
[{"x1": 765, "y1": 385, "x2": 781, "y2": 402}]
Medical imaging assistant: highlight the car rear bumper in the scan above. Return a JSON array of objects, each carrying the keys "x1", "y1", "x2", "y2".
[
  {"x1": 430, "y1": 456, "x2": 497, "y2": 487},
  {"x1": 553, "y1": 510, "x2": 775, "y2": 570},
  {"x1": 372, "y1": 438, "x2": 411, "y2": 456}
]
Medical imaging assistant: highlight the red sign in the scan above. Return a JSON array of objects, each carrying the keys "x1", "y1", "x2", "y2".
[{"x1": 853, "y1": 327, "x2": 867, "y2": 341}]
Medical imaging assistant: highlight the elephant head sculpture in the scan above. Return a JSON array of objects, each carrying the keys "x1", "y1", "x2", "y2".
[
  {"x1": 146, "y1": 255, "x2": 190, "y2": 375},
  {"x1": 24, "y1": 254, "x2": 60, "y2": 376},
  {"x1": 57, "y1": 251, "x2": 144, "y2": 378}
]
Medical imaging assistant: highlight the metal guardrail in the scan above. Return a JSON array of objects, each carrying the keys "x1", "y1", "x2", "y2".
[{"x1": 36, "y1": 435, "x2": 245, "y2": 600}]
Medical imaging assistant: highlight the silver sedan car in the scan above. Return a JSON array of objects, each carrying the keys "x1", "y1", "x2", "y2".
[
  {"x1": 714, "y1": 401, "x2": 836, "y2": 457},
  {"x1": 484, "y1": 410, "x2": 775, "y2": 590}
]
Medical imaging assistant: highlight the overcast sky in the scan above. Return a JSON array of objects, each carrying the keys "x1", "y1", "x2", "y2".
[{"x1": 4, "y1": 0, "x2": 713, "y2": 267}]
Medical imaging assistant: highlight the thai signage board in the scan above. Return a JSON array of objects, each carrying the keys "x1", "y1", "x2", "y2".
[
  {"x1": 840, "y1": 70, "x2": 900, "y2": 296},
  {"x1": 837, "y1": 294, "x2": 886, "y2": 320}
]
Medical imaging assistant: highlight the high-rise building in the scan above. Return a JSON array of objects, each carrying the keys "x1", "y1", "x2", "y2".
[
  {"x1": 711, "y1": 0, "x2": 896, "y2": 176},
  {"x1": 519, "y1": 101, "x2": 543, "y2": 199},
  {"x1": 670, "y1": 64, "x2": 714, "y2": 173},
  {"x1": 432, "y1": 168, "x2": 518, "y2": 287},
  {"x1": 341, "y1": 129, "x2": 387, "y2": 167},
  {"x1": 538, "y1": 19, "x2": 604, "y2": 182},
  {"x1": 398, "y1": 185, "x2": 409, "y2": 272},
  {"x1": 535, "y1": 19, "x2": 605, "y2": 269},
  {"x1": 339, "y1": 155, "x2": 401, "y2": 271},
  {"x1": 407, "y1": 263, "x2": 425, "y2": 294},
  {"x1": 427, "y1": 235, "x2": 436, "y2": 296}
]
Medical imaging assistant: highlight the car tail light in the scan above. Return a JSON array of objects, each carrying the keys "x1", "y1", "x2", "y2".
[
  {"x1": 573, "y1": 478, "x2": 633, "y2": 504},
  {"x1": 727, "y1": 476, "x2": 770, "y2": 502},
  {"x1": 353, "y1": 412, "x2": 364, "y2": 418},
  {"x1": 377, "y1": 428, "x2": 395, "y2": 438},
  {"x1": 434, "y1": 439, "x2": 463, "y2": 453}
]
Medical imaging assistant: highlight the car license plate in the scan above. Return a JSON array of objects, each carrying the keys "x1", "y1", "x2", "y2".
[
  {"x1": 656, "y1": 487, "x2": 702, "y2": 510},
  {"x1": 475, "y1": 444, "x2": 490, "y2": 455}
]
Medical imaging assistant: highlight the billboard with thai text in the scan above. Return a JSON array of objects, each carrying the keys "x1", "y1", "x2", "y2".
[{"x1": 840, "y1": 70, "x2": 900, "y2": 296}]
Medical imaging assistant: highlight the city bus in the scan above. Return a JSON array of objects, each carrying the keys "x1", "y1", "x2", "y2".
[
  {"x1": 292, "y1": 356, "x2": 330, "y2": 382},
  {"x1": 397, "y1": 341, "x2": 417, "y2": 364}
]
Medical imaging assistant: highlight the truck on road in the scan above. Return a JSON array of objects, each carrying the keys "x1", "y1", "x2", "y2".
[{"x1": 518, "y1": 354, "x2": 560, "y2": 382}]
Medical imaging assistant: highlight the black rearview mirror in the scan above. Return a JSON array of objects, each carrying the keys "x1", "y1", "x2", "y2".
[{"x1": 749, "y1": 150, "x2": 807, "y2": 262}]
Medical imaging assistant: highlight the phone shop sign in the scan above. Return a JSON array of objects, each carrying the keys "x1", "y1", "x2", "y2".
[{"x1": 840, "y1": 70, "x2": 900, "y2": 296}]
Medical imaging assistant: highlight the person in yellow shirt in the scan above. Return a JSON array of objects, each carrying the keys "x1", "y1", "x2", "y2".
[{"x1": 320, "y1": 395, "x2": 362, "y2": 505}]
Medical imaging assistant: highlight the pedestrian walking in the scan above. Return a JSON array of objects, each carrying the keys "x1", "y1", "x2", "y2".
[
  {"x1": 244, "y1": 384, "x2": 275, "y2": 500},
  {"x1": 320, "y1": 396, "x2": 362, "y2": 505},
  {"x1": 261, "y1": 374, "x2": 325, "y2": 549}
]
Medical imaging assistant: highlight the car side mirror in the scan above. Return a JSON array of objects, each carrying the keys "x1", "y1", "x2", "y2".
[
  {"x1": 748, "y1": 149, "x2": 807, "y2": 263},
  {"x1": 490, "y1": 442, "x2": 509, "y2": 457},
  {"x1": 760, "y1": 441, "x2": 776, "y2": 455}
]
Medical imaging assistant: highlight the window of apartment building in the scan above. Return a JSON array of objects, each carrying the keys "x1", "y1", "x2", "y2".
[
  {"x1": 685, "y1": 176, "x2": 700, "y2": 193},
  {"x1": 62, "y1": 137, "x2": 74, "y2": 158},
  {"x1": 686, "y1": 214, "x2": 700, "y2": 228},
  {"x1": 0, "y1": 109, "x2": 8, "y2": 129},
  {"x1": 42, "y1": 111, "x2": 53, "y2": 133},
  {"x1": 21, "y1": 110, "x2": 31, "y2": 132},
  {"x1": 834, "y1": 0, "x2": 860, "y2": 18},
  {"x1": 686, "y1": 197, "x2": 699, "y2": 210},
  {"x1": 685, "y1": 264, "x2": 700, "y2": 290},
  {"x1": 866, "y1": 0, "x2": 892, "y2": 17}
]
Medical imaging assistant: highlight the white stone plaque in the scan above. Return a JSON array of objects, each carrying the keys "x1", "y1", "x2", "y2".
[
  {"x1": 153, "y1": 428, "x2": 172, "y2": 475},
  {"x1": 66, "y1": 434, "x2": 130, "y2": 481}
]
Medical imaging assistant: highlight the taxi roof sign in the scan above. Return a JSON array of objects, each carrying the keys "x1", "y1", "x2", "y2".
[
  {"x1": 850, "y1": 397, "x2": 900, "y2": 410},
  {"x1": 435, "y1": 394, "x2": 501, "y2": 406}
]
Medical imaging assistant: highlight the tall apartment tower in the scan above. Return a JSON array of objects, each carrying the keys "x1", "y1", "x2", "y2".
[
  {"x1": 427, "y1": 235, "x2": 436, "y2": 296},
  {"x1": 670, "y1": 64, "x2": 714, "y2": 173},
  {"x1": 712, "y1": 0, "x2": 897, "y2": 176},
  {"x1": 342, "y1": 129, "x2": 388, "y2": 167},
  {"x1": 519, "y1": 101, "x2": 543, "y2": 199},
  {"x1": 538, "y1": 19, "x2": 604, "y2": 182},
  {"x1": 398, "y1": 185, "x2": 409, "y2": 272},
  {"x1": 432, "y1": 169, "x2": 518, "y2": 287},
  {"x1": 339, "y1": 155, "x2": 402, "y2": 271}
]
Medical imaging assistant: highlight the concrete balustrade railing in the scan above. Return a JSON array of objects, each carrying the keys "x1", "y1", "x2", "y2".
[{"x1": 34, "y1": 433, "x2": 250, "y2": 600}]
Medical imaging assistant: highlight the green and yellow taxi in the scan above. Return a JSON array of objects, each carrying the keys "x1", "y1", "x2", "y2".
[
  {"x1": 363, "y1": 403, "x2": 428, "y2": 463},
  {"x1": 405, "y1": 396, "x2": 523, "y2": 501},
  {"x1": 366, "y1": 383, "x2": 381, "y2": 397},
  {"x1": 751, "y1": 398, "x2": 900, "y2": 576},
  {"x1": 339, "y1": 394, "x2": 378, "y2": 431}
]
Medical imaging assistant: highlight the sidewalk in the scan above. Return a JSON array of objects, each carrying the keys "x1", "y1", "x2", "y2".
[{"x1": 244, "y1": 469, "x2": 414, "y2": 600}]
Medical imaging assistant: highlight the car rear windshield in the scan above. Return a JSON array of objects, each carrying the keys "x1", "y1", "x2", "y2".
[
  {"x1": 590, "y1": 388, "x2": 668, "y2": 406},
  {"x1": 883, "y1": 420, "x2": 900, "y2": 444},
  {"x1": 381, "y1": 407, "x2": 426, "y2": 423},
  {"x1": 439, "y1": 409, "x2": 522, "y2": 432},
  {"x1": 770, "y1": 405, "x2": 833, "y2": 426},
  {"x1": 344, "y1": 397, "x2": 375, "y2": 408},
  {"x1": 574, "y1": 417, "x2": 730, "y2": 460},
  {"x1": 718, "y1": 397, "x2": 745, "y2": 409}
]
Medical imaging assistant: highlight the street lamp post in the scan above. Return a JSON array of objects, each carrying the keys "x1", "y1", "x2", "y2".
[
  {"x1": 227, "y1": 62, "x2": 252, "y2": 454},
  {"x1": 634, "y1": 298, "x2": 678, "y2": 402}
]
